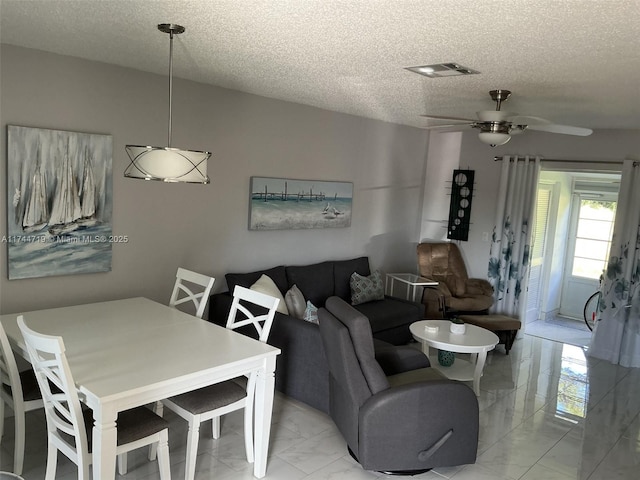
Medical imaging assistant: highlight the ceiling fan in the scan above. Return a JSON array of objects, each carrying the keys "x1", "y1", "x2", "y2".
[{"x1": 422, "y1": 89, "x2": 593, "y2": 146}]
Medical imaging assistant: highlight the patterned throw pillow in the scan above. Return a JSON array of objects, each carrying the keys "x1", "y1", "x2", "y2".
[
  {"x1": 303, "y1": 301, "x2": 319, "y2": 324},
  {"x1": 285, "y1": 285, "x2": 306, "y2": 319},
  {"x1": 350, "y1": 271, "x2": 384, "y2": 306}
]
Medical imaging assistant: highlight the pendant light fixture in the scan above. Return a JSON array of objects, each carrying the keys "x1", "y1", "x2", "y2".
[{"x1": 125, "y1": 24, "x2": 210, "y2": 184}]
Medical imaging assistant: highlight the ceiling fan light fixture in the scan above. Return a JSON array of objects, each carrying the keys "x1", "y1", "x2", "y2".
[
  {"x1": 125, "y1": 23, "x2": 211, "y2": 184},
  {"x1": 478, "y1": 132, "x2": 511, "y2": 147},
  {"x1": 421, "y1": 89, "x2": 592, "y2": 146}
]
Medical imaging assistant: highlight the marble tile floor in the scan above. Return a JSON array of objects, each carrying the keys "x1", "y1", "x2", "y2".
[
  {"x1": 524, "y1": 315, "x2": 592, "y2": 349},
  {"x1": 2, "y1": 333, "x2": 640, "y2": 479}
]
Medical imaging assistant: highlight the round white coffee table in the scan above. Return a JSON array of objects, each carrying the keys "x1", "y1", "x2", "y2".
[{"x1": 410, "y1": 320, "x2": 499, "y2": 395}]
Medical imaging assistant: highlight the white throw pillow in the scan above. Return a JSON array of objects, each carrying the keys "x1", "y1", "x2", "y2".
[
  {"x1": 285, "y1": 285, "x2": 306, "y2": 319},
  {"x1": 250, "y1": 274, "x2": 289, "y2": 315}
]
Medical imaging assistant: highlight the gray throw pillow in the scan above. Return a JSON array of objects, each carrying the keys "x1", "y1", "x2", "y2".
[
  {"x1": 285, "y1": 285, "x2": 306, "y2": 319},
  {"x1": 350, "y1": 271, "x2": 384, "y2": 305}
]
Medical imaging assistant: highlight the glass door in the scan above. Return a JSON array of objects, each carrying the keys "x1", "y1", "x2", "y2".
[{"x1": 559, "y1": 195, "x2": 617, "y2": 318}]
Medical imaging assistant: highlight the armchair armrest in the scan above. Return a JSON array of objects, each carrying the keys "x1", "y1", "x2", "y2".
[
  {"x1": 421, "y1": 284, "x2": 451, "y2": 318},
  {"x1": 357, "y1": 380, "x2": 478, "y2": 470},
  {"x1": 375, "y1": 345, "x2": 430, "y2": 375},
  {"x1": 465, "y1": 278, "x2": 493, "y2": 296}
]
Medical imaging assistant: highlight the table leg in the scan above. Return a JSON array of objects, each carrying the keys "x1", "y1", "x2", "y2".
[
  {"x1": 253, "y1": 356, "x2": 276, "y2": 478},
  {"x1": 472, "y1": 351, "x2": 488, "y2": 396},
  {"x1": 92, "y1": 405, "x2": 118, "y2": 479}
]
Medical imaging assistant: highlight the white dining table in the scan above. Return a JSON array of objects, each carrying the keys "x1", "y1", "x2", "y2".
[{"x1": 0, "y1": 297, "x2": 281, "y2": 479}]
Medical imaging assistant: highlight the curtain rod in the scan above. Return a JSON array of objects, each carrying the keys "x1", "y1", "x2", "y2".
[{"x1": 493, "y1": 156, "x2": 624, "y2": 165}]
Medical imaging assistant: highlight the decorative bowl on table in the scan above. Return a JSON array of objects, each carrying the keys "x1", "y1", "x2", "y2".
[
  {"x1": 437, "y1": 349, "x2": 455, "y2": 367},
  {"x1": 449, "y1": 318, "x2": 466, "y2": 334}
]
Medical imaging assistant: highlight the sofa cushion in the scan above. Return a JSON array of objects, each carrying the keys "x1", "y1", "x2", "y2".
[
  {"x1": 285, "y1": 285, "x2": 306, "y2": 319},
  {"x1": 354, "y1": 297, "x2": 421, "y2": 333},
  {"x1": 250, "y1": 274, "x2": 289, "y2": 314},
  {"x1": 286, "y1": 261, "x2": 335, "y2": 307},
  {"x1": 350, "y1": 271, "x2": 384, "y2": 305},
  {"x1": 226, "y1": 265, "x2": 288, "y2": 294},
  {"x1": 334, "y1": 256, "x2": 370, "y2": 301}
]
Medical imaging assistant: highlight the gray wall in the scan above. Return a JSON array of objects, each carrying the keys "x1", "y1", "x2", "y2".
[{"x1": 0, "y1": 45, "x2": 428, "y2": 314}]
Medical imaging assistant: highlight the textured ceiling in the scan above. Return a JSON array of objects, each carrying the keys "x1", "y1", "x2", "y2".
[{"x1": 1, "y1": 0, "x2": 639, "y2": 130}]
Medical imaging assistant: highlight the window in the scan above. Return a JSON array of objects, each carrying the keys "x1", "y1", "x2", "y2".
[{"x1": 571, "y1": 199, "x2": 616, "y2": 279}]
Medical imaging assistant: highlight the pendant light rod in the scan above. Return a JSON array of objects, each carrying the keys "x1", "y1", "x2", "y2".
[
  {"x1": 158, "y1": 23, "x2": 185, "y2": 148},
  {"x1": 168, "y1": 28, "x2": 173, "y2": 147},
  {"x1": 125, "y1": 23, "x2": 210, "y2": 184}
]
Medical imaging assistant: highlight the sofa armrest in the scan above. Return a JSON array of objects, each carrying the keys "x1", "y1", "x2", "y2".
[
  {"x1": 208, "y1": 292, "x2": 233, "y2": 327},
  {"x1": 209, "y1": 291, "x2": 330, "y2": 413},
  {"x1": 269, "y1": 314, "x2": 329, "y2": 413}
]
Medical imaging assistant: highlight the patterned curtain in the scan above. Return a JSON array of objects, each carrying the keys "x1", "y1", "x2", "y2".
[
  {"x1": 589, "y1": 159, "x2": 640, "y2": 367},
  {"x1": 487, "y1": 155, "x2": 541, "y2": 317}
]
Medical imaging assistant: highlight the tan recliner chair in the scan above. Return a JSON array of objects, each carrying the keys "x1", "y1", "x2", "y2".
[{"x1": 417, "y1": 242, "x2": 494, "y2": 318}]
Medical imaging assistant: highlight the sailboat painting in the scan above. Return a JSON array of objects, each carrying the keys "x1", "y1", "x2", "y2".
[{"x1": 6, "y1": 126, "x2": 113, "y2": 280}]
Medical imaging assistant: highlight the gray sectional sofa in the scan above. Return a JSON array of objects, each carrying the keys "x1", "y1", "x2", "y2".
[{"x1": 207, "y1": 256, "x2": 424, "y2": 413}]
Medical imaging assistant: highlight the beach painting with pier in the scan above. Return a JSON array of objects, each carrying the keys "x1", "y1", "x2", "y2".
[{"x1": 249, "y1": 177, "x2": 353, "y2": 230}]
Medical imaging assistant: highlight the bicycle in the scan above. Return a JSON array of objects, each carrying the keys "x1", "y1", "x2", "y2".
[
  {"x1": 583, "y1": 290, "x2": 600, "y2": 331},
  {"x1": 583, "y1": 274, "x2": 604, "y2": 331}
]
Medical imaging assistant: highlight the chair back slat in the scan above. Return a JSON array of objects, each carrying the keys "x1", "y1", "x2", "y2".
[
  {"x1": 17, "y1": 316, "x2": 89, "y2": 467},
  {"x1": 169, "y1": 267, "x2": 216, "y2": 318},
  {"x1": 0, "y1": 321, "x2": 23, "y2": 406},
  {"x1": 226, "y1": 286, "x2": 279, "y2": 342}
]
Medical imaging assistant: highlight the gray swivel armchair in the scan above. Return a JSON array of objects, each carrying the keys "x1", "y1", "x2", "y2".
[{"x1": 318, "y1": 297, "x2": 479, "y2": 474}]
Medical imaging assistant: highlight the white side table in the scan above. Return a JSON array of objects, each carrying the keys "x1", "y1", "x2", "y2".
[
  {"x1": 409, "y1": 320, "x2": 498, "y2": 395},
  {"x1": 385, "y1": 273, "x2": 438, "y2": 302}
]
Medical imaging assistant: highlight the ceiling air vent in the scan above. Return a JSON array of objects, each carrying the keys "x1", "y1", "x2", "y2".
[{"x1": 405, "y1": 62, "x2": 480, "y2": 78}]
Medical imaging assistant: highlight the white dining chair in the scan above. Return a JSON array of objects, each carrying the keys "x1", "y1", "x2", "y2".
[
  {"x1": 161, "y1": 286, "x2": 280, "y2": 480},
  {"x1": 121, "y1": 267, "x2": 216, "y2": 475},
  {"x1": 169, "y1": 267, "x2": 216, "y2": 319},
  {"x1": 0, "y1": 321, "x2": 44, "y2": 476},
  {"x1": 17, "y1": 316, "x2": 172, "y2": 480}
]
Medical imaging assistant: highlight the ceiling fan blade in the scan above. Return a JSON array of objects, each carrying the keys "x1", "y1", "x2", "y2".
[
  {"x1": 421, "y1": 114, "x2": 475, "y2": 122},
  {"x1": 507, "y1": 115, "x2": 552, "y2": 126},
  {"x1": 526, "y1": 123, "x2": 593, "y2": 136},
  {"x1": 421, "y1": 123, "x2": 473, "y2": 131},
  {"x1": 507, "y1": 115, "x2": 592, "y2": 136}
]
